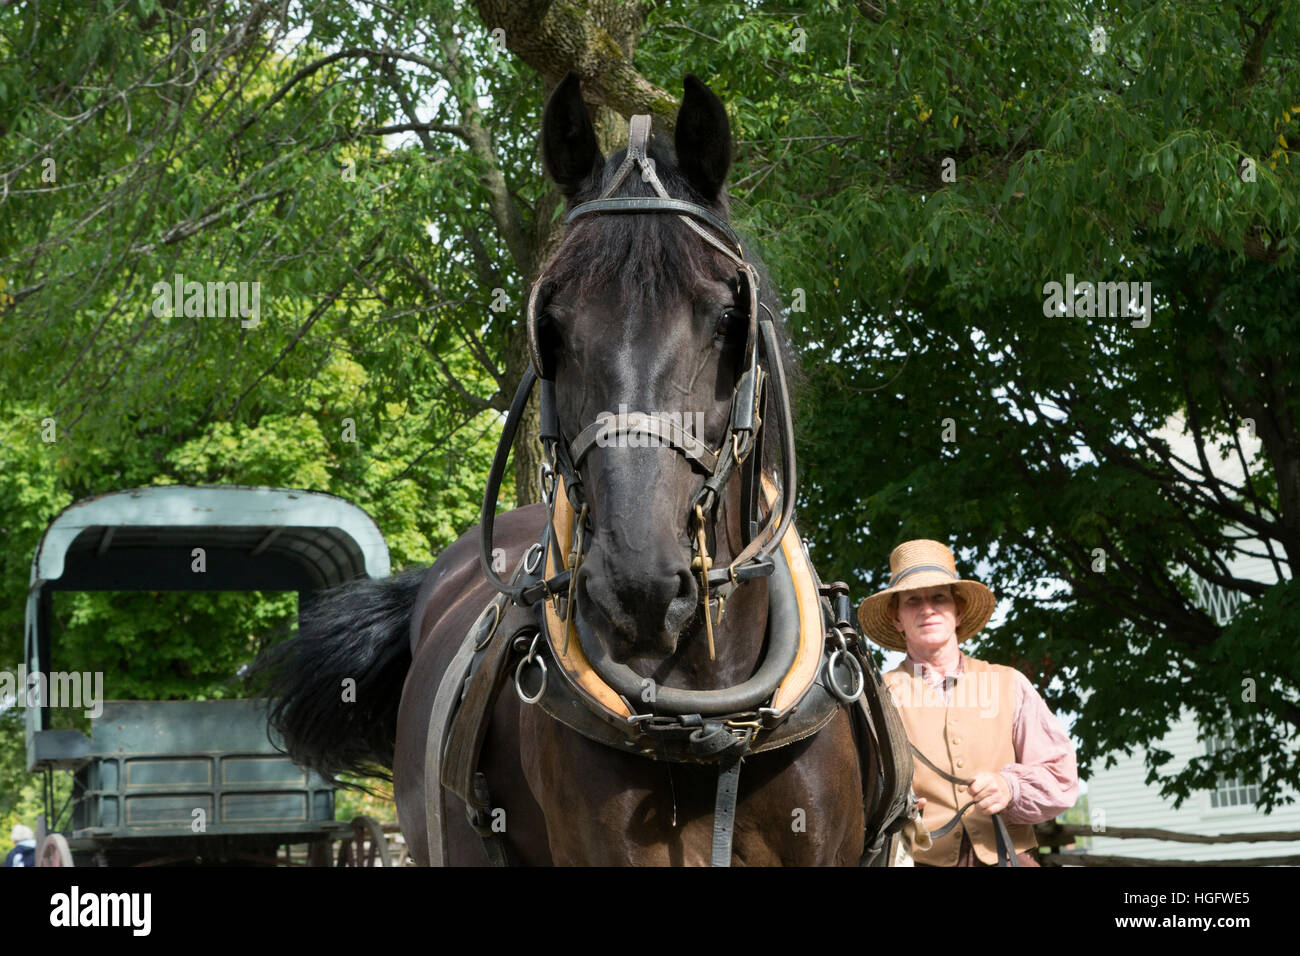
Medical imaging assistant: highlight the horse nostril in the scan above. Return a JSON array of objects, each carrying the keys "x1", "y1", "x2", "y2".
[{"x1": 644, "y1": 570, "x2": 692, "y2": 614}]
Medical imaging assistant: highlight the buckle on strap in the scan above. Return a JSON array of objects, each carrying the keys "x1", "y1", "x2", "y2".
[{"x1": 689, "y1": 720, "x2": 755, "y2": 758}]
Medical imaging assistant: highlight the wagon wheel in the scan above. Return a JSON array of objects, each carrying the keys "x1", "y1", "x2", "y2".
[
  {"x1": 336, "y1": 816, "x2": 390, "y2": 867},
  {"x1": 37, "y1": 833, "x2": 75, "y2": 867}
]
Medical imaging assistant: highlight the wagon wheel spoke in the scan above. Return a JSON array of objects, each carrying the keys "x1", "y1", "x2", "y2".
[{"x1": 337, "y1": 815, "x2": 390, "y2": 867}]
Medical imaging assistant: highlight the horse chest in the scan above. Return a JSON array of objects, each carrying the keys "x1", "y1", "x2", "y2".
[{"x1": 520, "y1": 705, "x2": 863, "y2": 866}]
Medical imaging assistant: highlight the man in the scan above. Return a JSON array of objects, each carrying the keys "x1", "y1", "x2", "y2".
[
  {"x1": 858, "y1": 540, "x2": 1078, "y2": 866},
  {"x1": 4, "y1": 824, "x2": 36, "y2": 867}
]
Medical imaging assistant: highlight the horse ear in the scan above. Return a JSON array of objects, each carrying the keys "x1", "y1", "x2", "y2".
[
  {"x1": 674, "y1": 74, "x2": 731, "y2": 202},
  {"x1": 541, "y1": 72, "x2": 604, "y2": 198}
]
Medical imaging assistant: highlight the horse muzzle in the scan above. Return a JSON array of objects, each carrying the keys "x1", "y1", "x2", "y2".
[{"x1": 573, "y1": 543, "x2": 698, "y2": 657}]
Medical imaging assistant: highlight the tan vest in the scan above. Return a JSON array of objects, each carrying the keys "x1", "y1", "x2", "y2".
[{"x1": 884, "y1": 654, "x2": 1037, "y2": 866}]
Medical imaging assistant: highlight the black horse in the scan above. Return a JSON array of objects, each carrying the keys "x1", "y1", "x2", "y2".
[{"x1": 261, "y1": 74, "x2": 911, "y2": 865}]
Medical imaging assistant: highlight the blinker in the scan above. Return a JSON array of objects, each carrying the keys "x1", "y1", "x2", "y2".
[
  {"x1": 539, "y1": 378, "x2": 559, "y2": 444},
  {"x1": 731, "y1": 367, "x2": 757, "y2": 434}
]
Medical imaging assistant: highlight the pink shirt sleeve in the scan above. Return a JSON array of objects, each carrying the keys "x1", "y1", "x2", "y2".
[{"x1": 998, "y1": 669, "x2": 1079, "y2": 825}]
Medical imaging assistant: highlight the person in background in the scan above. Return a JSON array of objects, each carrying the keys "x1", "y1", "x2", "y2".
[
  {"x1": 4, "y1": 824, "x2": 36, "y2": 867},
  {"x1": 858, "y1": 539, "x2": 1078, "y2": 866}
]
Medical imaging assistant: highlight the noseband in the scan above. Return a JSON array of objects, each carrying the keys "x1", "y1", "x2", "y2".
[{"x1": 479, "y1": 115, "x2": 799, "y2": 631}]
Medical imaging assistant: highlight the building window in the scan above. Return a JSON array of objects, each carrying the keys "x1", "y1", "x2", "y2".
[{"x1": 1205, "y1": 733, "x2": 1259, "y2": 809}]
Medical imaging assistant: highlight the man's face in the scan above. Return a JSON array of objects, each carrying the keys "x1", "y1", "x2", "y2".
[{"x1": 891, "y1": 585, "x2": 962, "y2": 651}]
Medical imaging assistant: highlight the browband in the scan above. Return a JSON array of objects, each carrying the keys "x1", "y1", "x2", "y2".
[{"x1": 567, "y1": 198, "x2": 743, "y2": 257}]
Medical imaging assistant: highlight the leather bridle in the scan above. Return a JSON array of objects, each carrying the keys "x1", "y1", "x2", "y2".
[{"x1": 478, "y1": 114, "x2": 800, "y2": 700}]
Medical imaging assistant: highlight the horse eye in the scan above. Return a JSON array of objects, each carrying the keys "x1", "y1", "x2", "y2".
[{"x1": 714, "y1": 307, "x2": 745, "y2": 344}]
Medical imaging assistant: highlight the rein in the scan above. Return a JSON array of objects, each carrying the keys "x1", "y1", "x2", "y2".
[{"x1": 910, "y1": 744, "x2": 1022, "y2": 867}]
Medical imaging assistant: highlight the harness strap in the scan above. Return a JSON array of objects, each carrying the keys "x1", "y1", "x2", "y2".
[
  {"x1": 723, "y1": 317, "x2": 796, "y2": 573},
  {"x1": 569, "y1": 410, "x2": 721, "y2": 473},
  {"x1": 856, "y1": 648, "x2": 915, "y2": 858},
  {"x1": 594, "y1": 114, "x2": 653, "y2": 200},
  {"x1": 568, "y1": 198, "x2": 743, "y2": 255},
  {"x1": 470, "y1": 771, "x2": 512, "y2": 866},
  {"x1": 737, "y1": 371, "x2": 765, "y2": 544},
  {"x1": 852, "y1": 700, "x2": 889, "y2": 866},
  {"x1": 854, "y1": 693, "x2": 908, "y2": 865},
  {"x1": 711, "y1": 751, "x2": 746, "y2": 867},
  {"x1": 429, "y1": 555, "x2": 531, "y2": 866},
  {"x1": 580, "y1": 114, "x2": 746, "y2": 264},
  {"x1": 816, "y1": 580, "x2": 915, "y2": 867},
  {"x1": 478, "y1": 367, "x2": 539, "y2": 601},
  {"x1": 910, "y1": 744, "x2": 1022, "y2": 867},
  {"x1": 441, "y1": 619, "x2": 524, "y2": 815},
  {"x1": 424, "y1": 624, "x2": 481, "y2": 866}
]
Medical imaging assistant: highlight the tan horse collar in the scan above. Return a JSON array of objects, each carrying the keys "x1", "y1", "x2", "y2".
[{"x1": 501, "y1": 474, "x2": 864, "y2": 763}]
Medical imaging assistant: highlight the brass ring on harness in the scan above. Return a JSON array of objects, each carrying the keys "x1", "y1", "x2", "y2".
[{"x1": 524, "y1": 542, "x2": 544, "y2": 575}]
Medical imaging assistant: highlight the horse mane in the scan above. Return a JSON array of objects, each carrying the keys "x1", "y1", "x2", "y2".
[{"x1": 542, "y1": 134, "x2": 804, "y2": 476}]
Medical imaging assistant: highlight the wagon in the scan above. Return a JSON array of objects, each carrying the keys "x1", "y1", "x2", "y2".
[{"x1": 22, "y1": 485, "x2": 395, "y2": 866}]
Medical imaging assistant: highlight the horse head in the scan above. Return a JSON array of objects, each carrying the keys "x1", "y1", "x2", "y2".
[{"x1": 530, "y1": 74, "x2": 795, "y2": 680}]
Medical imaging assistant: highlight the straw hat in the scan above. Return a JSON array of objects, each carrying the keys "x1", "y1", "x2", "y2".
[{"x1": 857, "y1": 540, "x2": 995, "y2": 652}]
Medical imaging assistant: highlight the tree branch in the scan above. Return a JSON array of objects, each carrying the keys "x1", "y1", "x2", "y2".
[
  {"x1": 472, "y1": 0, "x2": 671, "y2": 128},
  {"x1": 1237, "y1": 3, "x2": 1280, "y2": 87}
]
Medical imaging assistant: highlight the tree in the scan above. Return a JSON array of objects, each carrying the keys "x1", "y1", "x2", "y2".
[
  {"x1": 3, "y1": 0, "x2": 1298, "y2": 816},
  {"x1": 755, "y1": 1, "x2": 1300, "y2": 809}
]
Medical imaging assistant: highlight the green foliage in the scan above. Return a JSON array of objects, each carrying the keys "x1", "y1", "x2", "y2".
[
  {"x1": 0, "y1": 0, "x2": 511, "y2": 809},
  {"x1": 2, "y1": 0, "x2": 1297, "y2": 827},
  {"x1": 646, "y1": 1, "x2": 1300, "y2": 809}
]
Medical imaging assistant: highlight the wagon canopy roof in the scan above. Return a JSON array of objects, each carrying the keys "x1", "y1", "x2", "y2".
[{"x1": 30, "y1": 485, "x2": 391, "y2": 593}]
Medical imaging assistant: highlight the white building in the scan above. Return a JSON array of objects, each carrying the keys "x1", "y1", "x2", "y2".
[{"x1": 1082, "y1": 418, "x2": 1298, "y2": 861}]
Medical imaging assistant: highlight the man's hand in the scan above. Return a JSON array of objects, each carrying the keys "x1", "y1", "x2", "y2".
[{"x1": 968, "y1": 772, "x2": 1012, "y2": 815}]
